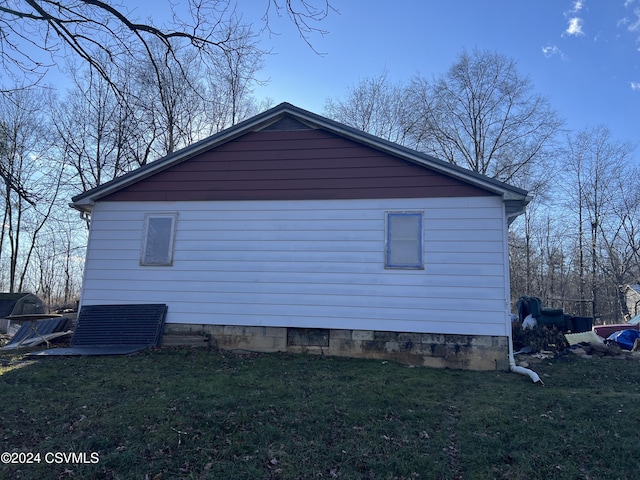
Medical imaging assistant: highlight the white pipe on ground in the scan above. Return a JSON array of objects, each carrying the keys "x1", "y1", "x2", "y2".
[{"x1": 508, "y1": 336, "x2": 543, "y2": 384}]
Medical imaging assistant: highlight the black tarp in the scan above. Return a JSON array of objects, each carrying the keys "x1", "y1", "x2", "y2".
[{"x1": 29, "y1": 304, "x2": 167, "y2": 356}]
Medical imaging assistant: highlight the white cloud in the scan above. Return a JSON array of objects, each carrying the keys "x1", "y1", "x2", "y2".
[
  {"x1": 631, "y1": 82, "x2": 640, "y2": 91},
  {"x1": 562, "y1": 1, "x2": 585, "y2": 37},
  {"x1": 570, "y1": 0, "x2": 584, "y2": 13},
  {"x1": 621, "y1": 3, "x2": 640, "y2": 51},
  {"x1": 566, "y1": 17, "x2": 585, "y2": 36},
  {"x1": 622, "y1": 0, "x2": 640, "y2": 31},
  {"x1": 542, "y1": 45, "x2": 563, "y2": 58},
  {"x1": 628, "y1": 8, "x2": 640, "y2": 32}
]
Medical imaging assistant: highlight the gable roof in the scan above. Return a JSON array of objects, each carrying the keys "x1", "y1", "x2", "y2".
[
  {"x1": 71, "y1": 102, "x2": 530, "y2": 219},
  {"x1": 626, "y1": 284, "x2": 640, "y2": 295}
]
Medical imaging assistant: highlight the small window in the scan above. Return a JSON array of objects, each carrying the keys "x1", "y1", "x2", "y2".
[
  {"x1": 385, "y1": 212, "x2": 423, "y2": 269},
  {"x1": 141, "y1": 213, "x2": 177, "y2": 266}
]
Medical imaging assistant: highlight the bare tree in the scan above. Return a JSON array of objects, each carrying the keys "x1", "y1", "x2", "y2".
[
  {"x1": 262, "y1": 0, "x2": 335, "y2": 53},
  {"x1": 133, "y1": 31, "x2": 265, "y2": 155},
  {"x1": 0, "y1": 87, "x2": 63, "y2": 292},
  {"x1": 324, "y1": 70, "x2": 416, "y2": 145},
  {"x1": 408, "y1": 49, "x2": 563, "y2": 189},
  {"x1": 133, "y1": 43, "x2": 206, "y2": 156},
  {"x1": 207, "y1": 33, "x2": 266, "y2": 130},
  {"x1": 54, "y1": 37, "x2": 265, "y2": 199},
  {"x1": 323, "y1": 51, "x2": 562, "y2": 192},
  {"x1": 0, "y1": 1, "x2": 334, "y2": 92},
  {"x1": 33, "y1": 214, "x2": 86, "y2": 309},
  {"x1": 561, "y1": 125, "x2": 636, "y2": 322},
  {"x1": 53, "y1": 63, "x2": 139, "y2": 193}
]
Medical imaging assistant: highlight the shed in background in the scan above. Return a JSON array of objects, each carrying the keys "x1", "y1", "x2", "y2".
[
  {"x1": 624, "y1": 284, "x2": 640, "y2": 318},
  {"x1": 0, "y1": 293, "x2": 46, "y2": 333}
]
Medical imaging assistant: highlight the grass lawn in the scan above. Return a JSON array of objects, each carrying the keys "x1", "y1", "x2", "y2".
[{"x1": 1, "y1": 347, "x2": 639, "y2": 480}]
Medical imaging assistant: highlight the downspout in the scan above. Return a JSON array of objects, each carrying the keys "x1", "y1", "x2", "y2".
[
  {"x1": 73, "y1": 205, "x2": 93, "y2": 314},
  {"x1": 508, "y1": 328, "x2": 543, "y2": 384},
  {"x1": 505, "y1": 197, "x2": 543, "y2": 384}
]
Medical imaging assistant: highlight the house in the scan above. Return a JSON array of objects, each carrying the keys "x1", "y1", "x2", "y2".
[
  {"x1": 624, "y1": 284, "x2": 640, "y2": 318},
  {"x1": 70, "y1": 103, "x2": 530, "y2": 371}
]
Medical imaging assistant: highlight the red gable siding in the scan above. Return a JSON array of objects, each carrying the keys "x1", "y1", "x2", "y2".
[{"x1": 102, "y1": 128, "x2": 494, "y2": 202}]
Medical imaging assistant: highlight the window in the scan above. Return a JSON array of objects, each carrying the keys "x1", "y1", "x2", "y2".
[
  {"x1": 385, "y1": 212, "x2": 423, "y2": 269},
  {"x1": 141, "y1": 213, "x2": 178, "y2": 266}
]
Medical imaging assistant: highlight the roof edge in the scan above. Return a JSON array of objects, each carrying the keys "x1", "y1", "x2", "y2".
[{"x1": 71, "y1": 102, "x2": 530, "y2": 212}]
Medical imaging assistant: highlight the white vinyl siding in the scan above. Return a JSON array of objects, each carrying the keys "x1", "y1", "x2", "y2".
[{"x1": 81, "y1": 196, "x2": 509, "y2": 336}]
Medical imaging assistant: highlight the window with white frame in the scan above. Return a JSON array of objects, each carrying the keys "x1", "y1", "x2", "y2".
[
  {"x1": 140, "y1": 213, "x2": 178, "y2": 266},
  {"x1": 385, "y1": 212, "x2": 423, "y2": 269}
]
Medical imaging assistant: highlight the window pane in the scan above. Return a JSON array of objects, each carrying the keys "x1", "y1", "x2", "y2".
[
  {"x1": 142, "y1": 215, "x2": 176, "y2": 265},
  {"x1": 387, "y1": 213, "x2": 422, "y2": 268}
]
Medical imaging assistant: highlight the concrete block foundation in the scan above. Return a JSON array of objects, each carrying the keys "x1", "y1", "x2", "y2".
[{"x1": 162, "y1": 324, "x2": 510, "y2": 371}]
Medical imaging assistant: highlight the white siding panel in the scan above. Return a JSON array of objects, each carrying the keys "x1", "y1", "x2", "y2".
[
  {"x1": 80, "y1": 286, "x2": 504, "y2": 313},
  {"x1": 178, "y1": 240, "x2": 382, "y2": 253},
  {"x1": 83, "y1": 268, "x2": 505, "y2": 290},
  {"x1": 429, "y1": 240, "x2": 503, "y2": 253},
  {"x1": 426, "y1": 218, "x2": 503, "y2": 231},
  {"x1": 81, "y1": 197, "x2": 510, "y2": 336},
  {"x1": 84, "y1": 257, "x2": 505, "y2": 277}
]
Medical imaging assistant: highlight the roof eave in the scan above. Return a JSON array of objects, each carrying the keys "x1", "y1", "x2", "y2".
[
  {"x1": 70, "y1": 102, "x2": 530, "y2": 211},
  {"x1": 70, "y1": 200, "x2": 94, "y2": 215},
  {"x1": 505, "y1": 195, "x2": 532, "y2": 225}
]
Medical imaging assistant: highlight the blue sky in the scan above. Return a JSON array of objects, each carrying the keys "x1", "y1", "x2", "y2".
[
  {"x1": 248, "y1": 0, "x2": 639, "y2": 147},
  {"x1": 12, "y1": 1, "x2": 636, "y2": 148}
]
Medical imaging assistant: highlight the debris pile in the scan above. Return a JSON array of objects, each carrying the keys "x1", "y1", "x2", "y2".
[{"x1": 565, "y1": 330, "x2": 640, "y2": 360}]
